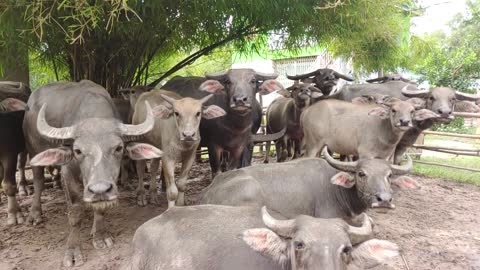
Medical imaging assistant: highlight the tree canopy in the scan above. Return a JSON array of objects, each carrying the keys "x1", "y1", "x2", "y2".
[{"x1": 1, "y1": 0, "x2": 416, "y2": 93}]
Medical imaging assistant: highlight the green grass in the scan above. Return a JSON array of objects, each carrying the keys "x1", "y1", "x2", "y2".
[{"x1": 413, "y1": 156, "x2": 480, "y2": 186}]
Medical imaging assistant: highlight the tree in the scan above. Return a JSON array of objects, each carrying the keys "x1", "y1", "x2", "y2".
[{"x1": 1, "y1": 0, "x2": 416, "y2": 93}]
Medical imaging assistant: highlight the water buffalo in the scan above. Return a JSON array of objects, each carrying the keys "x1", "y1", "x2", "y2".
[
  {"x1": 264, "y1": 82, "x2": 323, "y2": 163},
  {"x1": 133, "y1": 90, "x2": 226, "y2": 207},
  {"x1": 129, "y1": 205, "x2": 399, "y2": 270},
  {"x1": 0, "y1": 81, "x2": 31, "y2": 102},
  {"x1": 366, "y1": 74, "x2": 416, "y2": 84},
  {"x1": 0, "y1": 110, "x2": 26, "y2": 225},
  {"x1": 23, "y1": 80, "x2": 163, "y2": 267},
  {"x1": 162, "y1": 69, "x2": 285, "y2": 177},
  {"x1": 286, "y1": 68, "x2": 354, "y2": 96},
  {"x1": 301, "y1": 97, "x2": 439, "y2": 160},
  {"x1": 199, "y1": 147, "x2": 417, "y2": 219}
]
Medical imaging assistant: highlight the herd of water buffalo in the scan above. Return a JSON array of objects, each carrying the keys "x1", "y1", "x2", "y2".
[{"x1": 1, "y1": 68, "x2": 480, "y2": 269}]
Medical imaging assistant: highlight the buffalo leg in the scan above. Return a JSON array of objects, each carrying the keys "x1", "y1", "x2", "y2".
[
  {"x1": 2, "y1": 156, "x2": 24, "y2": 225},
  {"x1": 287, "y1": 139, "x2": 293, "y2": 158},
  {"x1": 292, "y1": 139, "x2": 302, "y2": 159},
  {"x1": 91, "y1": 209, "x2": 113, "y2": 249},
  {"x1": 135, "y1": 160, "x2": 148, "y2": 206},
  {"x1": 239, "y1": 142, "x2": 254, "y2": 168},
  {"x1": 263, "y1": 140, "x2": 271, "y2": 163},
  {"x1": 176, "y1": 150, "x2": 196, "y2": 206},
  {"x1": 49, "y1": 166, "x2": 62, "y2": 189},
  {"x1": 148, "y1": 158, "x2": 161, "y2": 205},
  {"x1": 227, "y1": 147, "x2": 244, "y2": 171},
  {"x1": 17, "y1": 151, "x2": 29, "y2": 196},
  {"x1": 27, "y1": 166, "x2": 45, "y2": 225},
  {"x1": 208, "y1": 144, "x2": 223, "y2": 178},
  {"x1": 162, "y1": 158, "x2": 178, "y2": 208},
  {"x1": 393, "y1": 145, "x2": 407, "y2": 165}
]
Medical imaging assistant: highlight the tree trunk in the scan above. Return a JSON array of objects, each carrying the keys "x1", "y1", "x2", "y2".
[{"x1": 0, "y1": 41, "x2": 29, "y2": 86}]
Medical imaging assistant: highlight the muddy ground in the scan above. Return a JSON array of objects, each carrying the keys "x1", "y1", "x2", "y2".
[{"x1": 1, "y1": 156, "x2": 480, "y2": 270}]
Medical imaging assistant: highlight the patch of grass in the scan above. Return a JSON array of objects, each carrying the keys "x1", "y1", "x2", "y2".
[{"x1": 413, "y1": 156, "x2": 480, "y2": 186}]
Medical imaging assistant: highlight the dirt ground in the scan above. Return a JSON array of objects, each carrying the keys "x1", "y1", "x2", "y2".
[{"x1": 1, "y1": 157, "x2": 480, "y2": 270}]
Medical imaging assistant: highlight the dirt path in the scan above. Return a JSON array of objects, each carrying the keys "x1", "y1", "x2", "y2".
[{"x1": 1, "y1": 158, "x2": 479, "y2": 270}]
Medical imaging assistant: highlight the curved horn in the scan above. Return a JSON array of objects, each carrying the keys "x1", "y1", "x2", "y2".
[
  {"x1": 37, "y1": 103, "x2": 75, "y2": 142},
  {"x1": 286, "y1": 69, "x2": 320, "y2": 80},
  {"x1": 252, "y1": 127, "x2": 286, "y2": 143},
  {"x1": 366, "y1": 76, "x2": 387, "y2": 83},
  {"x1": 0, "y1": 81, "x2": 22, "y2": 89},
  {"x1": 455, "y1": 90, "x2": 480, "y2": 101},
  {"x1": 261, "y1": 206, "x2": 295, "y2": 237},
  {"x1": 160, "y1": 94, "x2": 178, "y2": 105},
  {"x1": 390, "y1": 155, "x2": 413, "y2": 175},
  {"x1": 401, "y1": 85, "x2": 429, "y2": 98},
  {"x1": 200, "y1": 94, "x2": 214, "y2": 104},
  {"x1": 120, "y1": 101, "x2": 155, "y2": 141},
  {"x1": 400, "y1": 78, "x2": 416, "y2": 84},
  {"x1": 255, "y1": 71, "x2": 279, "y2": 80},
  {"x1": 347, "y1": 213, "x2": 373, "y2": 245},
  {"x1": 333, "y1": 71, "x2": 354, "y2": 81},
  {"x1": 322, "y1": 146, "x2": 357, "y2": 172},
  {"x1": 205, "y1": 71, "x2": 228, "y2": 81}
]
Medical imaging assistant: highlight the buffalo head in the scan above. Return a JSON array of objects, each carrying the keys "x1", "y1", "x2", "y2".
[
  {"x1": 286, "y1": 68, "x2": 354, "y2": 96},
  {"x1": 30, "y1": 102, "x2": 163, "y2": 209},
  {"x1": 323, "y1": 147, "x2": 420, "y2": 210},
  {"x1": 278, "y1": 81, "x2": 324, "y2": 109},
  {"x1": 242, "y1": 206, "x2": 399, "y2": 270},
  {"x1": 198, "y1": 69, "x2": 283, "y2": 116},
  {"x1": 366, "y1": 74, "x2": 416, "y2": 84}
]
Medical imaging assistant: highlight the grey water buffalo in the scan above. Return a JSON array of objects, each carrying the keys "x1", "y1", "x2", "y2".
[
  {"x1": 133, "y1": 90, "x2": 226, "y2": 207},
  {"x1": 162, "y1": 69, "x2": 285, "y2": 177},
  {"x1": 23, "y1": 80, "x2": 163, "y2": 267},
  {"x1": 199, "y1": 148, "x2": 417, "y2": 219},
  {"x1": 366, "y1": 74, "x2": 416, "y2": 84},
  {"x1": 0, "y1": 110, "x2": 26, "y2": 225},
  {"x1": 0, "y1": 81, "x2": 31, "y2": 102},
  {"x1": 287, "y1": 68, "x2": 354, "y2": 96},
  {"x1": 301, "y1": 98, "x2": 439, "y2": 159},
  {"x1": 129, "y1": 205, "x2": 399, "y2": 270},
  {"x1": 118, "y1": 85, "x2": 153, "y2": 122},
  {"x1": 264, "y1": 82, "x2": 323, "y2": 163}
]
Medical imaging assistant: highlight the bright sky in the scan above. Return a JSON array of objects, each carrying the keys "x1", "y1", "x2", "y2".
[{"x1": 411, "y1": 0, "x2": 468, "y2": 34}]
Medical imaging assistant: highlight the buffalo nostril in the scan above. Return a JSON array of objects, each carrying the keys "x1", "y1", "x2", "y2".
[
  {"x1": 376, "y1": 193, "x2": 392, "y2": 203},
  {"x1": 88, "y1": 182, "x2": 113, "y2": 194},
  {"x1": 437, "y1": 109, "x2": 444, "y2": 114}
]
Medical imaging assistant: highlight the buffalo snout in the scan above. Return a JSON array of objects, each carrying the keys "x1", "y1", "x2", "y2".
[
  {"x1": 231, "y1": 94, "x2": 250, "y2": 107},
  {"x1": 84, "y1": 181, "x2": 118, "y2": 203},
  {"x1": 399, "y1": 118, "x2": 411, "y2": 126},
  {"x1": 372, "y1": 192, "x2": 395, "y2": 209},
  {"x1": 181, "y1": 131, "x2": 197, "y2": 141},
  {"x1": 437, "y1": 108, "x2": 452, "y2": 118}
]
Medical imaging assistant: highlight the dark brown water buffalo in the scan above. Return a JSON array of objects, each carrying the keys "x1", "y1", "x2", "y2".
[
  {"x1": 133, "y1": 90, "x2": 226, "y2": 207},
  {"x1": 287, "y1": 68, "x2": 354, "y2": 96},
  {"x1": 0, "y1": 110, "x2": 26, "y2": 225},
  {"x1": 0, "y1": 81, "x2": 31, "y2": 102},
  {"x1": 129, "y1": 205, "x2": 399, "y2": 270},
  {"x1": 264, "y1": 82, "x2": 323, "y2": 163},
  {"x1": 199, "y1": 147, "x2": 418, "y2": 220},
  {"x1": 23, "y1": 80, "x2": 163, "y2": 267},
  {"x1": 162, "y1": 69, "x2": 285, "y2": 177}
]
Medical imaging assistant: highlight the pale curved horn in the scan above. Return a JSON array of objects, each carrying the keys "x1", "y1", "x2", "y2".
[
  {"x1": 286, "y1": 69, "x2": 320, "y2": 80},
  {"x1": 252, "y1": 127, "x2": 286, "y2": 143},
  {"x1": 322, "y1": 146, "x2": 357, "y2": 173},
  {"x1": 37, "y1": 103, "x2": 75, "y2": 142},
  {"x1": 160, "y1": 94, "x2": 178, "y2": 105},
  {"x1": 0, "y1": 81, "x2": 22, "y2": 88},
  {"x1": 390, "y1": 155, "x2": 413, "y2": 175},
  {"x1": 200, "y1": 94, "x2": 214, "y2": 104},
  {"x1": 401, "y1": 85, "x2": 429, "y2": 98},
  {"x1": 455, "y1": 90, "x2": 480, "y2": 101},
  {"x1": 120, "y1": 101, "x2": 155, "y2": 141},
  {"x1": 205, "y1": 71, "x2": 228, "y2": 80},
  {"x1": 366, "y1": 76, "x2": 387, "y2": 83},
  {"x1": 333, "y1": 71, "x2": 354, "y2": 81},
  {"x1": 255, "y1": 71, "x2": 279, "y2": 80},
  {"x1": 347, "y1": 213, "x2": 373, "y2": 245},
  {"x1": 261, "y1": 206, "x2": 295, "y2": 237}
]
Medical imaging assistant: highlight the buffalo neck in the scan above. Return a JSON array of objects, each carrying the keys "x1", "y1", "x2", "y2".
[
  {"x1": 332, "y1": 183, "x2": 368, "y2": 217},
  {"x1": 380, "y1": 118, "x2": 405, "y2": 146},
  {"x1": 224, "y1": 109, "x2": 253, "y2": 132}
]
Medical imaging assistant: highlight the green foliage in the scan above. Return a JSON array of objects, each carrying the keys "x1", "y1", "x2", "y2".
[
  {"x1": 413, "y1": 156, "x2": 480, "y2": 186},
  {"x1": 1, "y1": 0, "x2": 415, "y2": 92},
  {"x1": 430, "y1": 117, "x2": 476, "y2": 134}
]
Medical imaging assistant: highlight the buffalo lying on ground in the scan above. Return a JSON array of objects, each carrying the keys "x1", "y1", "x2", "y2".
[
  {"x1": 129, "y1": 205, "x2": 399, "y2": 270},
  {"x1": 264, "y1": 82, "x2": 323, "y2": 163},
  {"x1": 133, "y1": 90, "x2": 226, "y2": 207},
  {"x1": 162, "y1": 69, "x2": 285, "y2": 177},
  {"x1": 199, "y1": 148, "x2": 417, "y2": 220},
  {"x1": 23, "y1": 80, "x2": 163, "y2": 267}
]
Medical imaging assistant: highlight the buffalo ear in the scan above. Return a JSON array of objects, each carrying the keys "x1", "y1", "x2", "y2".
[
  {"x1": 203, "y1": 105, "x2": 226, "y2": 119},
  {"x1": 413, "y1": 109, "x2": 439, "y2": 121},
  {"x1": 330, "y1": 172, "x2": 355, "y2": 188},
  {"x1": 406, "y1": 98, "x2": 426, "y2": 109},
  {"x1": 152, "y1": 104, "x2": 173, "y2": 119},
  {"x1": 351, "y1": 239, "x2": 400, "y2": 269},
  {"x1": 391, "y1": 176, "x2": 421, "y2": 190},
  {"x1": 199, "y1": 80, "x2": 225, "y2": 94},
  {"x1": 241, "y1": 228, "x2": 288, "y2": 263},
  {"x1": 258, "y1": 80, "x2": 284, "y2": 95},
  {"x1": 30, "y1": 147, "x2": 73, "y2": 166},
  {"x1": 368, "y1": 107, "x2": 390, "y2": 119},
  {"x1": 126, "y1": 143, "x2": 163, "y2": 160}
]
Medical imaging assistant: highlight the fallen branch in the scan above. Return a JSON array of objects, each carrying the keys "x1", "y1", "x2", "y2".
[
  {"x1": 412, "y1": 144, "x2": 480, "y2": 153},
  {"x1": 422, "y1": 130, "x2": 480, "y2": 139}
]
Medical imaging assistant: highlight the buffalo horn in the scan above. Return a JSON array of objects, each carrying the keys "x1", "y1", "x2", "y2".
[
  {"x1": 205, "y1": 71, "x2": 228, "y2": 81},
  {"x1": 261, "y1": 206, "x2": 295, "y2": 237},
  {"x1": 120, "y1": 101, "x2": 155, "y2": 141},
  {"x1": 200, "y1": 94, "x2": 214, "y2": 104},
  {"x1": 255, "y1": 71, "x2": 279, "y2": 80},
  {"x1": 390, "y1": 155, "x2": 413, "y2": 175},
  {"x1": 333, "y1": 71, "x2": 354, "y2": 81},
  {"x1": 455, "y1": 90, "x2": 480, "y2": 101},
  {"x1": 322, "y1": 146, "x2": 357, "y2": 173},
  {"x1": 401, "y1": 84, "x2": 429, "y2": 97},
  {"x1": 286, "y1": 69, "x2": 320, "y2": 80},
  {"x1": 160, "y1": 94, "x2": 178, "y2": 105},
  {"x1": 347, "y1": 213, "x2": 373, "y2": 245},
  {"x1": 251, "y1": 127, "x2": 287, "y2": 143},
  {"x1": 366, "y1": 76, "x2": 387, "y2": 83},
  {"x1": 37, "y1": 103, "x2": 75, "y2": 142}
]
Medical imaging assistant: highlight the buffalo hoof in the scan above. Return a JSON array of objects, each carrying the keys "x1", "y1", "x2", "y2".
[
  {"x1": 175, "y1": 193, "x2": 185, "y2": 206},
  {"x1": 26, "y1": 209, "x2": 43, "y2": 225},
  {"x1": 18, "y1": 185, "x2": 31, "y2": 197},
  {"x1": 149, "y1": 191, "x2": 161, "y2": 205},
  {"x1": 53, "y1": 178, "x2": 62, "y2": 190},
  {"x1": 63, "y1": 247, "x2": 84, "y2": 267},
  {"x1": 136, "y1": 193, "x2": 148, "y2": 206},
  {"x1": 93, "y1": 236, "x2": 114, "y2": 249},
  {"x1": 263, "y1": 159, "x2": 269, "y2": 164},
  {"x1": 7, "y1": 212, "x2": 24, "y2": 226}
]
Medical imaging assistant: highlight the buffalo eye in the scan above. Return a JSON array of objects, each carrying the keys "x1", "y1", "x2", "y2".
[
  {"x1": 74, "y1": 149, "x2": 82, "y2": 156},
  {"x1": 294, "y1": 241, "x2": 305, "y2": 250},
  {"x1": 250, "y1": 78, "x2": 256, "y2": 84},
  {"x1": 174, "y1": 111, "x2": 179, "y2": 117},
  {"x1": 224, "y1": 79, "x2": 231, "y2": 85},
  {"x1": 391, "y1": 109, "x2": 397, "y2": 113},
  {"x1": 342, "y1": 245, "x2": 352, "y2": 255},
  {"x1": 429, "y1": 96, "x2": 435, "y2": 101},
  {"x1": 115, "y1": 145, "x2": 123, "y2": 153},
  {"x1": 196, "y1": 111, "x2": 201, "y2": 117},
  {"x1": 358, "y1": 171, "x2": 366, "y2": 177},
  {"x1": 388, "y1": 172, "x2": 393, "y2": 178}
]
